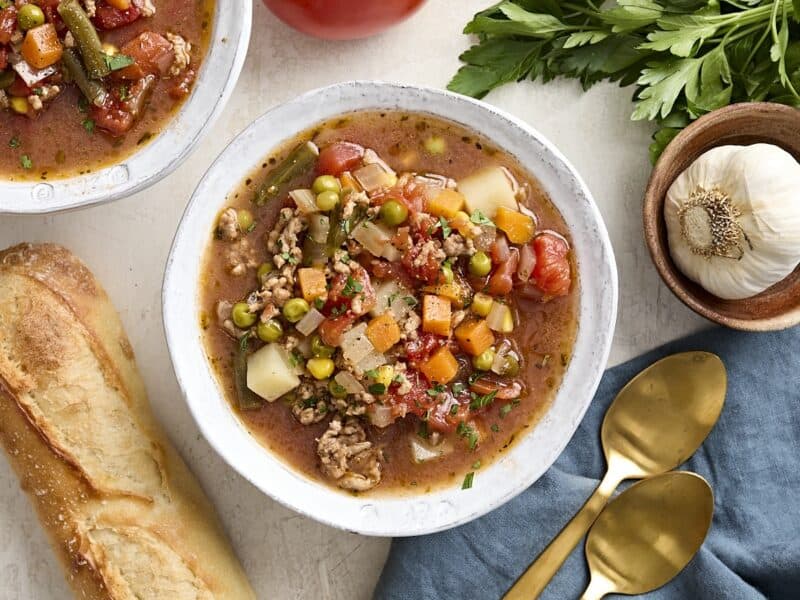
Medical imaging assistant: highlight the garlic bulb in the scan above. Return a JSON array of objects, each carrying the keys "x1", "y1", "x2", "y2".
[{"x1": 664, "y1": 143, "x2": 800, "y2": 300}]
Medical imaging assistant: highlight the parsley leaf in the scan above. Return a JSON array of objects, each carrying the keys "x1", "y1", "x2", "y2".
[
  {"x1": 462, "y1": 471, "x2": 475, "y2": 490},
  {"x1": 342, "y1": 275, "x2": 363, "y2": 298},
  {"x1": 439, "y1": 216, "x2": 452, "y2": 238},
  {"x1": 368, "y1": 383, "x2": 386, "y2": 395},
  {"x1": 20, "y1": 154, "x2": 32, "y2": 170},
  {"x1": 103, "y1": 53, "x2": 135, "y2": 72},
  {"x1": 470, "y1": 210, "x2": 494, "y2": 227},
  {"x1": 457, "y1": 421, "x2": 479, "y2": 451},
  {"x1": 83, "y1": 119, "x2": 95, "y2": 135},
  {"x1": 470, "y1": 389, "x2": 498, "y2": 410},
  {"x1": 8, "y1": 136, "x2": 20, "y2": 149}
]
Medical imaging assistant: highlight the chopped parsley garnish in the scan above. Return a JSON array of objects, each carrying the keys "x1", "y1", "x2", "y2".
[
  {"x1": 342, "y1": 275, "x2": 363, "y2": 298},
  {"x1": 462, "y1": 471, "x2": 475, "y2": 490},
  {"x1": 491, "y1": 423, "x2": 500, "y2": 433},
  {"x1": 470, "y1": 389, "x2": 497, "y2": 410},
  {"x1": 77, "y1": 96, "x2": 89, "y2": 114},
  {"x1": 387, "y1": 292, "x2": 399, "y2": 307},
  {"x1": 238, "y1": 332, "x2": 251, "y2": 352},
  {"x1": 439, "y1": 216, "x2": 452, "y2": 238},
  {"x1": 364, "y1": 369, "x2": 379, "y2": 379},
  {"x1": 499, "y1": 399, "x2": 521, "y2": 418},
  {"x1": 472, "y1": 460, "x2": 482, "y2": 470},
  {"x1": 457, "y1": 422, "x2": 479, "y2": 450},
  {"x1": 426, "y1": 383, "x2": 446, "y2": 397},
  {"x1": 313, "y1": 297, "x2": 325, "y2": 310},
  {"x1": 470, "y1": 210, "x2": 494, "y2": 227},
  {"x1": 82, "y1": 119, "x2": 95, "y2": 135},
  {"x1": 451, "y1": 382, "x2": 466, "y2": 395},
  {"x1": 103, "y1": 53, "x2": 135, "y2": 72},
  {"x1": 403, "y1": 295, "x2": 418, "y2": 307},
  {"x1": 246, "y1": 221, "x2": 257, "y2": 233},
  {"x1": 449, "y1": 404, "x2": 459, "y2": 416},
  {"x1": 287, "y1": 350, "x2": 303, "y2": 368},
  {"x1": 20, "y1": 154, "x2": 32, "y2": 170},
  {"x1": 8, "y1": 136, "x2": 20, "y2": 149},
  {"x1": 118, "y1": 84, "x2": 129, "y2": 100},
  {"x1": 368, "y1": 383, "x2": 386, "y2": 395},
  {"x1": 417, "y1": 421, "x2": 430, "y2": 439}
]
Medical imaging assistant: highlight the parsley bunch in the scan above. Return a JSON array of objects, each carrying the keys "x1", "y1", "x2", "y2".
[{"x1": 449, "y1": 0, "x2": 800, "y2": 162}]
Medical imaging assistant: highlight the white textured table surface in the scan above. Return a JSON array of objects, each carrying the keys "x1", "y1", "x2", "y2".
[{"x1": 0, "y1": 2, "x2": 709, "y2": 599}]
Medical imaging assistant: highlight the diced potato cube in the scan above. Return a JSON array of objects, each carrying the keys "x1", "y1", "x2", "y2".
[
  {"x1": 494, "y1": 206, "x2": 535, "y2": 244},
  {"x1": 371, "y1": 280, "x2": 413, "y2": 320},
  {"x1": 455, "y1": 320, "x2": 495, "y2": 356},
  {"x1": 246, "y1": 343, "x2": 300, "y2": 402},
  {"x1": 21, "y1": 24, "x2": 63, "y2": 70},
  {"x1": 420, "y1": 347, "x2": 459, "y2": 384},
  {"x1": 487, "y1": 304, "x2": 515, "y2": 333},
  {"x1": 422, "y1": 281, "x2": 471, "y2": 308},
  {"x1": 366, "y1": 312, "x2": 401, "y2": 353},
  {"x1": 297, "y1": 267, "x2": 327, "y2": 303},
  {"x1": 422, "y1": 294, "x2": 451, "y2": 337},
  {"x1": 457, "y1": 166, "x2": 518, "y2": 219},
  {"x1": 426, "y1": 189, "x2": 466, "y2": 219},
  {"x1": 471, "y1": 292, "x2": 494, "y2": 317}
]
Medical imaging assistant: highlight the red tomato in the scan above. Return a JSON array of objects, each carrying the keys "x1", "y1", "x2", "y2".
[
  {"x1": 404, "y1": 333, "x2": 442, "y2": 366},
  {"x1": 488, "y1": 248, "x2": 519, "y2": 296},
  {"x1": 532, "y1": 233, "x2": 572, "y2": 297},
  {"x1": 317, "y1": 142, "x2": 364, "y2": 176},
  {"x1": 0, "y1": 47, "x2": 7, "y2": 71},
  {"x1": 8, "y1": 76, "x2": 32, "y2": 98},
  {"x1": 318, "y1": 313, "x2": 356, "y2": 347},
  {"x1": 93, "y1": 1, "x2": 141, "y2": 30},
  {"x1": 115, "y1": 32, "x2": 174, "y2": 80},
  {"x1": 0, "y1": 6, "x2": 17, "y2": 44},
  {"x1": 91, "y1": 99, "x2": 134, "y2": 136},
  {"x1": 262, "y1": 0, "x2": 426, "y2": 40}
]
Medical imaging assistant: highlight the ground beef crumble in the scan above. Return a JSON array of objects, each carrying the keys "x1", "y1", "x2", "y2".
[{"x1": 316, "y1": 417, "x2": 382, "y2": 491}]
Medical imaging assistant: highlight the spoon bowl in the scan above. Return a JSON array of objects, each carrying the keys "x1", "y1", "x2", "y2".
[{"x1": 582, "y1": 472, "x2": 714, "y2": 599}]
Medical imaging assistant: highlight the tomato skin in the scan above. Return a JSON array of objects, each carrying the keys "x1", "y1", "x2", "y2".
[
  {"x1": 262, "y1": 0, "x2": 426, "y2": 40},
  {"x1": 0, "y1": 6, "x2": 17, "y2": 44},
  {"x1": 0, "y1": 47, "x2": 7, "y2": 72},
  {"x1": 93, "y1": 1, "x2": 141, "y2": 30},
  {"x1": 115, "y1": 32, "x2": 174, "y2": 80},
  {"x1": 532, "y1": 233, "x2": 572, "y2": 297},
  {"x1": 488, "y1": 248, "x2": 519, "y2": 296},
  {"x1": 317, "y1": 142, "x2": 364, "y2": 176},
  {"x1": 318, "y1": 312, "x2": 356, "y2": 347},
  {"x1": 91, "y1": 98, "x2": 134, "y2": 136}
]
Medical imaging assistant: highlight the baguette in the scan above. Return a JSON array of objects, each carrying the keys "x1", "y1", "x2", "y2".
[{"x1": 0, "y1": 243, "x2": 255, "y2": 600}]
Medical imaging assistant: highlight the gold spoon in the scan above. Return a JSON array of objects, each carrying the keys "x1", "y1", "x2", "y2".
[
  {"x1": 581, "y1": 471, "x2": 714, "y2": 599},
  {"x1": 504, "y1": 351, "x2": 726, "y2": 599}
]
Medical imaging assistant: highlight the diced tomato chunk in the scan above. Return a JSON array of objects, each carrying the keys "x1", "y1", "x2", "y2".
[
  {"x1": 169, "y1": 68, "x2": 196, "y2": 99},
  {"x1": 323, "y1": 264, "x2": 375, "y2": 317},
  {"x1": 470, "y1": 377, "x2": 523, "y2": 401},
  {"x1": 8, "y1": 76, "x2": 32, "y2": 98},
  {"x1": 115, "y1": 31, "x2": 174, "y2": 80},
  {"x1": 90, "y1": 99, "x2": 134, "y2": 136},
  {"x1": 0, "y1": 47, "x2": 7, "y2": 71},
  {"x1": 488, "y1": 248, "x2": 519, "y2": 296},
  {"x1": 532, "y1": 233, "x2": 572, "y2": 297},
  {"x1": 0, "y1": 6, "x2": 17, "y2": 44},
  {"x1": 318, "y1": 313, "x2": 356, "y2": 347},
  {"x1": 317, "y1": 142, "x2": 364, "y2": 176},
  {"x1": 93, "y1": 1, "x2": 141, "y2": 30},
  {"x1": 404, "y1": 333, "x2": 444, "y2": 366},
  {"x1": 490, "y1": 234, "x2": 510, "y2": 263}
]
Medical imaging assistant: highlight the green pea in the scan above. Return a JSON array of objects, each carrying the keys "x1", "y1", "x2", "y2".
[
  {"x1": 237, "y1": 209, "x2": 254, "y2": 231},
  {"x1": 18, "y1": 4, "x2": 45, "y2": 30},
  {"x1": 441, "y1": 263, "x2": 454, "y2": 284},
  {"x1": 469, "y1": 251, "x2": 492, "y2": 277},
  {"x1": 310, "y1": 334, "x2": 334, "y2": 358},
  {"x1": 231, "y1": 302, "x2": 257, "y2": 328},
  {"x1": 315, "y1": 190, "x2": 340, "y2": 211},
  {"x1": 307, "y1": 357, "x2": 335, "y2": 380},
  {"x1": 257, "y1": 262, "x2": 273, "y2": 281},
  {"x1": 282, "y1": 298, "x2": 310, "y2": 323},
  {"x1": 472, "y1": 348, "x2": 496, "y2": 371},
  {"x1": 380, "y1": 199, "x2": 408, "y2": 226},
  {"x1": 256, "y1": 319, "x2": 283, "y2": 343},
  {"x1": 329, "y1": 379, "x2": 348, "y2": 398},
  {"x1": 502, "y1": 354, "x2": 520, "y2": 377},
  {"x1": 312, "y1": 175, "x2": 341, "y2": 195}
]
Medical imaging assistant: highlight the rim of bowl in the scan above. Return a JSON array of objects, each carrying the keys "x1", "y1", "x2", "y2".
[
  {"x1": 163, "y1": 81, "x2": 618, "y2": 536},
  {"x1": 0, "y1": 2, "x2": 252, "y2": 215},
  {"x1": 643, "y1": 102, "x2": 800, "y2": 331}
]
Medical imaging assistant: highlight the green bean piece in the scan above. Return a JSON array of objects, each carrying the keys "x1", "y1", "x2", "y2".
[
  {"x1": 0, "y1": 70, "x2": 15, "y2": 90},
  {"x1": 58, "y1": 0, "x2": 110, "y2": 79},
  {"x1": 234, "y1": 335, "x2": 262, "y2": 411},
  {"x1": 253, "y1": 141, "x2": 319, "y2": 206},
  {"x1": 326, "y1": 201, "x2": 367, "y2": 256},
  {"x1": 61, "y1": 49, "x2": 108, "y2": 107}
]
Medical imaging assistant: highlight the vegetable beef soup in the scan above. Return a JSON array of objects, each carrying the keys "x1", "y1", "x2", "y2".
[
  {"x1": 0, "y1": 0, "x2": 213, "y2": 180},
  {"x1": 200, "y1": 112, "x2": 578, "y2": 494}
]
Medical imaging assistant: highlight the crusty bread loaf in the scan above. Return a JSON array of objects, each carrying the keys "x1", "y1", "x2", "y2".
[{"x1": 0, "y1": 243, "x2": 255, "y2": 600}]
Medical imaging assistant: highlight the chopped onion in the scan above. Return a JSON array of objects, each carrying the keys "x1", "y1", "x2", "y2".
[
  {"x1": 354, "y1": 163, "x2": 396, "y2": 194},
  {"x1": 371, "y1": 280, "x2": 412, "y2": 320},
  {"x1": 289, "y1": 189, "x2": 318, "y2": 214},
  {"x1": 335, "y1": 371, "x2": 364, "y2": 394},
  {"x1": 341, "y1": 323, "x2": 374, "y2": 364},
  {"x1": 368, "y1": 405, "x2": 394, "y2": 428},
  {"x1": 355, "y1": 352, "x2": 387, "y2": 375},
  {"x1": 491, "y1": 340, "x2": 512, "y2": 375},
  {"x1": 486, "y1": 302, "x2": 513, "y2": 333},
  {"x1": 308, "y1": 213, "x2": 330, "y2": 243},
  {"x1": 517, "y1": 242, "x2": 537, "y2": 282},
  {"x1": 352, "y1": 221, "x2": 399, "y2": 261},
  {"x1": 295, "y1": 308, "x2": 325, "y2": 336},
  {"x1": 363, "y1": 149, "x2": 397, "y2": 178},
  {"x1": 410, "y1": 437, "x2": 454, "y2": 464}
]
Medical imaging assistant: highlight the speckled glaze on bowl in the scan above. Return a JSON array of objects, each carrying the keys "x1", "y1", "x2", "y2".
[
  {"x1": 163, "y1": 82, "x2": 618, "y2": 536},
  {"x1": 0, "y1": 3, "x2": 252, "y2": 215}
]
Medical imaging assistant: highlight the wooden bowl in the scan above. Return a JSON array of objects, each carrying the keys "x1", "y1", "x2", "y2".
[{"x1": 643, "y1": 102, "x2": 800, "y2": 331}]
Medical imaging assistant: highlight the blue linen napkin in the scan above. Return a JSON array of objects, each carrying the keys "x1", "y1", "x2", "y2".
[{"x1": 374, "y1": 327, "x2": 800, "y2": 599}]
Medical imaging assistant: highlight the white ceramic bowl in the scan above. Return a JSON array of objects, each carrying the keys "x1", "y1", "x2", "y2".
[
  {"x1": 0, "y1": 2, "x2": 252, "y2": 215},
  {"x1": 164, "y1": 82, "x2": 618, "y2": 536}
]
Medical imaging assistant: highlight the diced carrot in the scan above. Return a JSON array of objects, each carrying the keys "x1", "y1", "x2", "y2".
[
  {"x1": 426, "y1": 189, "x2": 466, "y2": 219},
  {"x1": 366, "y1": 312, "x2": 401, "y2": 353},
  {"x1": 420, "y1": 346, "x2": 459, "y2": 384},
  {"x1": 21, "y1": 24, "x2": 62, "y2": 69},
  {"x1": 422, "y1": 294, "x2": 451, "y2": 337},
  {"x1": 297, "y1": 268, "x2": 327, "y2": 303},
  {"x1": 455, "y1": 319, "x2": 495, "y2": 356},
  {"x1": 422, "y1": 282, "x2": 470, "y2": 308},
  {"x1": 494, "y1": 206, "x2": 535, "y2": 244},
  {"x1": 106, "y1": 0, "x2": 132, "y2": 8}
]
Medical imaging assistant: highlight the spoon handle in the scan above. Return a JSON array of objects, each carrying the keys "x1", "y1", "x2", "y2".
[{"x1": 503, "y1": 472, "x2": 621, "y2": 600}]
